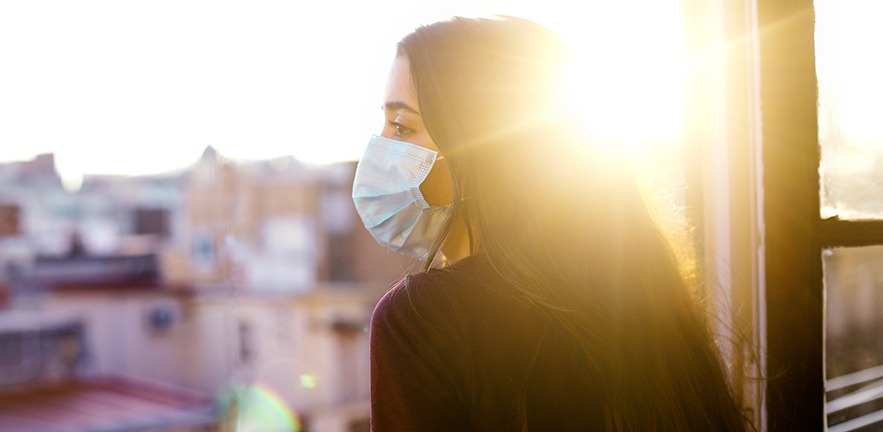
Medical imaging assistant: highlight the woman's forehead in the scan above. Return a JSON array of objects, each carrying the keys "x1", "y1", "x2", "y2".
[{"x1": 383, "y1": 56, "x2": 419, "y2": 113}]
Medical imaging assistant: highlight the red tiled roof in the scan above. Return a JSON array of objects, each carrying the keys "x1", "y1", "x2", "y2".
[{"x1": 0, "y1": 378, "x2": 216, "y2": 432}]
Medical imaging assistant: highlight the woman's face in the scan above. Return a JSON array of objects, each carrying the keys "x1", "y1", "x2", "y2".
[{"x1": 382, "y1": 56, "x2": 452, "y2": 207}]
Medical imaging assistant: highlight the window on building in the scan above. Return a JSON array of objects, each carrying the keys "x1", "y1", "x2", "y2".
[
  {"x1": 133, "y1": 207, "x2": 170, "y2": 237},
  {"x1": 0, "y1": 204, "x2": 20, "y2": 237}
]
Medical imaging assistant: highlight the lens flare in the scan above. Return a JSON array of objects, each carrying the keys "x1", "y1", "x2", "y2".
[
  {"x1": 299, "y1": 374, "x2": 318, "y2": 390},
  {"x1": 219, "y1": 383, "x2": 302, "y2": 432}
]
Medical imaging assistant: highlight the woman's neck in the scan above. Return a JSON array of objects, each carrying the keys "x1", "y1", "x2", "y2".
[{"x1": 441, "y1": 212, "x2": 473, "y2": 265}]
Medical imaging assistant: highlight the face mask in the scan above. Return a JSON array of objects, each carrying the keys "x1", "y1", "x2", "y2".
[{"x1": 352, "y1": 135, "x2": 451, "y2": 260}]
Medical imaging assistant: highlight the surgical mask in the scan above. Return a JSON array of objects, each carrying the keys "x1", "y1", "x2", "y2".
[{"x1": 352, "y1": 135, "x2": 451, "y2": 260}]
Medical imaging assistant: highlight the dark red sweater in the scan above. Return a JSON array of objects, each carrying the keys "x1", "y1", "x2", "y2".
[{"x1": 369, "y1": 254, "x2": 604, "y2": 431}]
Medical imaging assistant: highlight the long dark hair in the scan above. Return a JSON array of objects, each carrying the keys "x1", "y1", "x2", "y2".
[{"x1": 398, "y1": 16, "x2": 750, "y2": 431}]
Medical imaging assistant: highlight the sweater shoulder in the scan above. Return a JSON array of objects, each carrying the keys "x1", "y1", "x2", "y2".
[{"x1": 371, "y1": 254, "x2": 494, "y2": 336}]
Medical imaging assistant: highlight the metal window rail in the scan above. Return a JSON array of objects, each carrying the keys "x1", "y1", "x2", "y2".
[
  {"x1": 826, "y1": 364, "x2": 883, "y2": 432},
  {"x1": 827, "y1": 365, "x2": 883, "y2": 392}
]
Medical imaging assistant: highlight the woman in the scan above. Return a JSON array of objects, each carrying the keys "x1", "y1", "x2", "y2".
[{"x1": 352, "y1": 16, "x2": 750, "y2": 431}]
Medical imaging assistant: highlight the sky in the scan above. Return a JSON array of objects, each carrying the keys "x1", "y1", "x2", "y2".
[{"x1": 0, "y1": 0, "x2": 685, "y2": 189}]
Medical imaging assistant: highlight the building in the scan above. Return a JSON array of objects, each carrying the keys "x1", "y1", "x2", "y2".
[{"x1": 0, "y1": 148, "x2": 415, "y2": 431}]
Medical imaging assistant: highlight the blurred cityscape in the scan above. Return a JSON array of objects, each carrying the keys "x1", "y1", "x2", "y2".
[{"x1": 0, "y1": 148, "x2": 416, "y2": 432}]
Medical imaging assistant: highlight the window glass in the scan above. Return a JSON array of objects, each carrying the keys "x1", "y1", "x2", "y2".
[
  {"x1": 824, "y1": 246, "x2": 883, "y2": 428},
  {"x1": 816, "y1": 0, "x2": 883, "y2": 220}
]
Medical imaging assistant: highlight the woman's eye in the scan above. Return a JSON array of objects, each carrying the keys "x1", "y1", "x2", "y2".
[{"x1": 390, "y1": 121, "x2": 413, "y2": 137}]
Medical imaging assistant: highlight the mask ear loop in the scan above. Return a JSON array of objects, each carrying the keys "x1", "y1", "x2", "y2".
[
  {"x1": 462, "y1": 197, "x2": 475, "y2": 255},
  {"x1": 445, "y1": 153, "x2": 475, "y2": 257},
  {"x1": 422, "y1": 152, "x2": 454, "y2": 271}
]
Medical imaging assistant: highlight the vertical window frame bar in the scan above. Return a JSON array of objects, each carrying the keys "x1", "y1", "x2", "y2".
[{"x1": 756, "y1": 1, "x2": 825, "y2": 430}]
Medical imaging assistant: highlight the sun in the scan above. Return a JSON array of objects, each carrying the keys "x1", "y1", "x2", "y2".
[{"x1": 549, "y1": 1, "x2": 686, "y2": 159}]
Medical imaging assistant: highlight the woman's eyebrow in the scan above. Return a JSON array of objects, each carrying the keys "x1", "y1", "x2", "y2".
[{"x1": 383, "y1": 101, "x2": 420, "y2": 115}]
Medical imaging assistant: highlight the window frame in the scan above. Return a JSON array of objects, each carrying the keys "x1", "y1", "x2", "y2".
[
  {"x1": 682, "y1": 0, "x2": 767, "y2": 428},
  {"x1": 687, "y1": 0, "x2": 883, "y2": 430},
  {"x1": 683, "y1": 0, "x2": 883, "y2": 430},
  {"x1": 755, "y1": 1, "x2": 825, "y2": 430}
]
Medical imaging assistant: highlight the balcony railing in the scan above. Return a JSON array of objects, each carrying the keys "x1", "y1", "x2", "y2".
[{"x1": 826, "y1": 364, "x2": 883, "y2": 431}]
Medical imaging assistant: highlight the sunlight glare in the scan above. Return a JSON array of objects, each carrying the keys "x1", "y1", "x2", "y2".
[
  {"x1": 0, "y1": 0, "x2": 687, "y2": 180},
  {"x1": 555, "y1": 1, "x2": 686, "y2": 158},
  {"x1": 816, "y1": 0, "x2": 883, "y2": 146}
]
